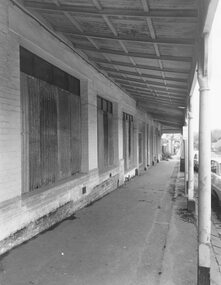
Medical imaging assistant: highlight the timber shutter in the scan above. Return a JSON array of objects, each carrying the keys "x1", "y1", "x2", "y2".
[
  {"x1": 123, "y1": 112, "x2": 134, "y2": 171},
  {"x1": 97, "y1": 96, "x2": 114, "y2": 170},
  {"x1": 20, "y1": 47, "x2": 81, "y2": 192}
]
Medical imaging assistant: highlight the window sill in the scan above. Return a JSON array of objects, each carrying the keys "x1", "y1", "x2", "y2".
[{"x1": 21, "y1": 172, "x2": 89, "y2": 202}]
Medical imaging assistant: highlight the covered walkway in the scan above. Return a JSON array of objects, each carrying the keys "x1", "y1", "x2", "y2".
[
  {"x1": 0, "y1": 159, "x2": 197, "y2": 285},
  {"x1": 0, "y1": 1, "x2": 219, "y2": 284}
]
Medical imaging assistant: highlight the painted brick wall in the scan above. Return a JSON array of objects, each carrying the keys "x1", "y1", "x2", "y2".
[
  {"x1": 0, "y1": 173, "x2": 119, "y2": 255},
  {"x1": 0, "y1": 0, "x2": 21, "y2": 202},
  {"x1": 0, "y1": 0, "x2": 137, "y2": 203}
]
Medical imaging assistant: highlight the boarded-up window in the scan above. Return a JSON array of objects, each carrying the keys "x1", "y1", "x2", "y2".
[
  {"x1": 97, "y1": 96, "x2": 114, "y2": 170},
  {"x1": 151, "y1": 126, "x2": 154, "y2": 164},
  {"x1": 138, "y1": 133, "x2": 143, "y2": 164},
  {"x1": 123, "y1": 112, "x2": 134, "y2": 171},
  {"x1": 138, "y1": 123, "x2": 145, "y2": 166},
  {"x1": 146, "y1": 124, "x2": 149, "y2": 165},
  {"x1": 20, "y1": 47, "x2": 81, "y2": 192}
]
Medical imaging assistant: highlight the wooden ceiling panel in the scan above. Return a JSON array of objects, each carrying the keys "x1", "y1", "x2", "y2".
[
  {"x1": 96, "y1": 62, "x2": 115, "y2": 70},
  {"x1": 142, "y1": 107, "x2": 185, "y2": 121},
  {"x1": 82, "y1": 50, "x2": 105, "y2": 61},
  {"x1": 97, "y1": 65, "x2": 188, "y2": 85},
  {"x1": 69, "y1": 14, "x2": 114, "y2": 35},
  {"x1": 148, "y1": 0, "x2": 197, "y2": 9},
  {"x1": 119, "y1": 67, "x2": 163, "y2": 77},
  {"x1": 60, "y1": 0, "x2": 93, "y2": 6},
  {"x1": 141, "y1": 106, "x2": 184, "y2": 118},
  {"x1": 68, "y1": 36, "x2": 90, "y2": 46},
  {"x1": 27, "y1": 0, "x2": 52, "y2": 3},
  {"x1": 158, "y1": 44, "x2": 193, "y2": 57},
  {"x1": 164, "y1": 81, "x2": 188, "y2": 87},
  {"x1": 98, "y1": 0, "x2": 143, "y2": 9},
  {"x1": 114, "y1": 77, "x2": 186, "y2": 92},
  {"x1": 123, "y1": 41, "x2": 156, "y2": 54},
  {"x1": 39, "y1": 12, "x2": 76, "y2": 29},
  {"x1": 88, "y1": 38, "x2": 123, "y2": 51},
  {"x1": 162, "y1": 61, "x2": 191, "y2": 70},
  {"x1": 103, "y1": 54, "x2": 135, "y2": 63},
  {"x1": 125, "y1": 88, "x2": 186, "y2": 99},
  {"x1": 109, "y1": 18, "x2": 151, "y2": 38},
  {"x1": 117, "y1": 75, "x2": 165, "y2": 85},
  {"x1": 163, "y1": 72, "x2": 189, "y2": 79},
  {"x1": 89, "y1": 58, "x2": 190, "y2": 74},
  {"x1": 133, "y1": 58, "x2": 160, "y2": 67},
  {"x1": 153, "y1": 19, "x2": 197, "y2": 39}
]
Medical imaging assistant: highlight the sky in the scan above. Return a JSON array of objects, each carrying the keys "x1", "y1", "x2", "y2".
[{"x1": 193, "y1": 0, "x2": 221, "y2": 131}]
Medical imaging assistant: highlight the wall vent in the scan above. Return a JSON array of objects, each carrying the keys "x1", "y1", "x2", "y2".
[{"x1": 82, "y1": 186, "x2": 86, "y2": 195}]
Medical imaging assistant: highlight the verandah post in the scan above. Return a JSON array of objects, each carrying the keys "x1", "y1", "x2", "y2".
[
  {"x1": 187, "y1": 94, "x2": 195, "y2": 211},
  {"x1": 197, "y1": 33, "x2": 211, "y2": 285}
]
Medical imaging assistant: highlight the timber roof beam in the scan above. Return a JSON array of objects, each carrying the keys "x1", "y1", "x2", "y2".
[
  {"x1": 57, "y1": 30, "x2": 195, "y2": 46},
  {"x1": 74, "y1": 44, "x2": 192, "y2": 62},
  {"x1": 93, "y1": 58, "x2": 189, "y2": 74},
  {"x1": 103, "y1": 67, "x2": 188, "y2": 83},
  {"x1": 125, "y1": 89, "x2": 186, "y2": 100},
  {"x1": 119, "y1": 82, "x2": 187, "y2": 95},
  {"x1": 24, "y1": 2, "x2": 198, "y2": 19},
  {"x1": 113, "y1": 77, "x2": 187, "y2": 90}
]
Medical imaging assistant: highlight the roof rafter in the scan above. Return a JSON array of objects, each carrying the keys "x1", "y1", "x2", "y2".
[
  {"x1": 89, "y1": 0, "x2": 137, "y2": 88},
  {"x1": 149, "y1": 112, "x2": 183, "y2": 121},
  {"x1": 140, "y1": 109, "x2": 184, "y2": 120},
  {"x1": 118, "y1": 81, "x2": 187, "y2": 94},
  {"x1": 103, "y1": 67, "x2": 187, "y2": 83},
  {"x1": 156, "y1": 119, "x2": 182, "y2": 126},
  {"x1": 140, "y1": 0, "x2": 171, "y2": 97},
  {"x1": 54, "y1": 0, "x2": 124, "y2": 82},
  {"x1": 136, "y1": 100, "x2": 185, "y2": 111},
  {"x1": 125, "y1": 88, "x2": 186, "y2": 100},
  {"x1": 24, "y1": 2, "x2": 198, "y2": 18},
  {"x1": 135, "y1": 99, "x2": 182, "y2": 108},
  {"x1": 59, "y1": 30, "x2": 194, "y2": 46},
  {"x1": 132, "y1": 96, "x2": 183, "y2": 105},
  {"x1": 93, "y1": 58, "x2": 189, "y2": 74},
  {"x1": 113, "y1": 76, "x2": 187, "y2": 90},
  {"x1": 74, "y1": 44, "x2": 192, "y2": 62},
  {"x1": 128, "y1": 92, "x2": 185, "y2": 103}
]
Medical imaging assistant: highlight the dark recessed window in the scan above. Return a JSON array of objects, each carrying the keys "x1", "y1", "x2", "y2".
[
  {"x1": 20, "y1": 47, "x2": 80, "y2": 95},
  {"x1": 123, "y1": 112, "x2": 134, "y2": 170}
]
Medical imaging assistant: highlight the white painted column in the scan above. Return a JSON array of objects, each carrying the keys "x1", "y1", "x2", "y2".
[
  {"x1": 184, "y1": 135, "x2": 188, "y2": 196},
  {"x1": 197, "y1": 34, "x2": 211, "y2": 285},
  {"x1": 116, "y1": 104, "x2": 124, "y2": 185},
  {"x1": 147, "y1": 123, "x2": 150, "y2": 166},
  {"x1": 134, "y1": 119, "x2": 139, "y2": 174},
  {"x1": 81, "y1": 80, "x2": 98, "y2": 173},
  {"x1": 188, "y1": 95, "x2": 195, "y2": 210},
  {"x1": 158, "y1": 133, "x2": 162, "y2": 161},
  {"x1": 144, "y1": 123, "x2": 148, "y2": 169}
]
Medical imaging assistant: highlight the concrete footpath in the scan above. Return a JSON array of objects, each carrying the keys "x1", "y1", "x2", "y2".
[{"x1": 0, "y1": 158, "x2": 197, "y2": 285}]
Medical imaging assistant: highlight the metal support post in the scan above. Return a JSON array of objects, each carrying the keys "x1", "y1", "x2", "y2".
[
  {"x1": 184, "y1": 136, "x2": 188, "y2": 196},
  {"x1": 197, "y1": 33, "x2": 211, "y2": 285},
  {"x1": 188, "y1": 95, "x2": 195, "y2": 211}
]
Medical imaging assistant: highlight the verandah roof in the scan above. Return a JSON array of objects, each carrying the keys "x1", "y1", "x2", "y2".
[{"x1": 21, "y1": 0, "x2": 201, "y2": 131}]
